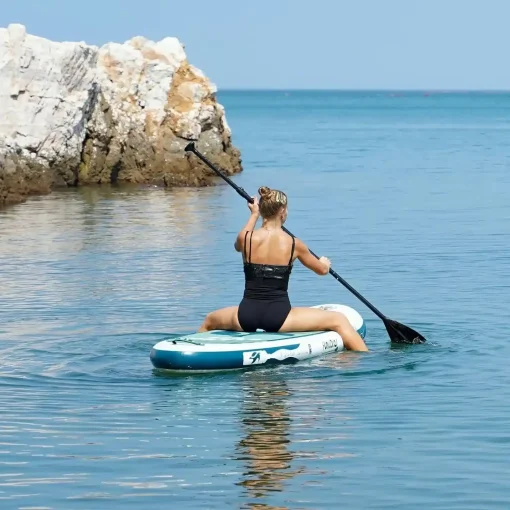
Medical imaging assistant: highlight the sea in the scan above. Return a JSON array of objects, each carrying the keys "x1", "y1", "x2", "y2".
[{"x1": 0, "y1": 90, "x2": 509, "y2": 509}]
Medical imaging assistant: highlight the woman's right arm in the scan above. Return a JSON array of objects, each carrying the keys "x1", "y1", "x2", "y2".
[{"x1": 295, "y1": 238, "x2": 331, "y2": 275}]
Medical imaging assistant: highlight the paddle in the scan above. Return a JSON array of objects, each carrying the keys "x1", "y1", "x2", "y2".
[{"x1": 185, "y1": 142, "x2": 426, "y2": 344}]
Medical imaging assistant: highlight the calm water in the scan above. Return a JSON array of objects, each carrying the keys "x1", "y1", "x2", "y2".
[{"x1": 1, "y1": 91, "x2": 510, "y2": 509}]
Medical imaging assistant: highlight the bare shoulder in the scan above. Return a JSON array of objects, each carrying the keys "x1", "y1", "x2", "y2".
[
  {"x1": 235, "y1": 228, "x2": 253, "y2": 252},
  {"x1": 293, "y1": 236, "x2": 307, "y2": 253},
  {"x1": 243, "y1": 228, "x2": 265, "y2": 245}
]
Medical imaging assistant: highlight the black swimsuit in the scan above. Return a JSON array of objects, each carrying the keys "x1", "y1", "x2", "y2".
[{"x1": 237, "y1": 230, "x2": 295, "y2": 333}]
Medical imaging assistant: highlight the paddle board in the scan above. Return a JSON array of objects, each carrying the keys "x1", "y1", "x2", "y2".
[{"x1": 150, "y1": 304, "x2": 366, "y2": 373}]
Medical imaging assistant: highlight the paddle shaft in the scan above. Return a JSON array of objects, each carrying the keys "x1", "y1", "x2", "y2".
[{"x1": 186, "y1": 143, "x2": 388, "y2": 322}]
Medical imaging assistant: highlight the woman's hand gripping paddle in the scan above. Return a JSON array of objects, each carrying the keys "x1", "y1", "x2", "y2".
[{"x1": 185, "y1": 142, "x2": 426, "y2": 344}]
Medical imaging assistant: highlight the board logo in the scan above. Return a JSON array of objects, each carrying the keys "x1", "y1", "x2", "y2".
[
  {"x1": 249, "y1": 351, "x2": 261, "y2": 364},
  {"x1": 322, "y1": 338, "x2": 338, "y2": 351}
]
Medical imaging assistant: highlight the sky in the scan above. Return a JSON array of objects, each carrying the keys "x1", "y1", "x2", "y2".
[{"x1": 1, "y1": 0, "x2": 509, "y2": 90}]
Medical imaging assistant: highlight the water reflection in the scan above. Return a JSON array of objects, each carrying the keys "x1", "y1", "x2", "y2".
[
  {"x1": 235, "y1": 371, "x2": 304, "y2": 509},
  {"x1": 0, "y1": 185, "x2": 226, "y2": 259},
  {"x1": 74, "y1": 184, "x2": 224, "y2": 246},
  {"x1": 0, "y1": 186, "x2": 236, "y2": 345}
]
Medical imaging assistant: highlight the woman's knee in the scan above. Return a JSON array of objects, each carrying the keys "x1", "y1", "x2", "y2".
[
  {"x1": 330, "y1": 313, "x2": 353, "y2": 333},
  {"x1": 202, "y1": 311, "x2": 217, "y2": 330}
]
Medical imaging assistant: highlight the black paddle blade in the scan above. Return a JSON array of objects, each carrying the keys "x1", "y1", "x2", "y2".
[
  {"x1": 384, "y1": 318, "x2": 426, "y2": 344},
  {"x1": 184, "y1": 142, "x2": 196, "y2": 152}
]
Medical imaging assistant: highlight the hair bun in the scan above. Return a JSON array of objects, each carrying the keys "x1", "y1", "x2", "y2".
[{"x1": 258, "y1": 186, "x2": 271, "y2": 199}]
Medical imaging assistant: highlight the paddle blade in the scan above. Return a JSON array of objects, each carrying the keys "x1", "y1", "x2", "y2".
[{"x1": 384, "y1": 318, "x2": 426, "y2": 344}]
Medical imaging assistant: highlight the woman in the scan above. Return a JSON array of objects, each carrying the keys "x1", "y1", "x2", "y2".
[{"x1": 198, "y1": 186, "x2": 368, "y2": 352}]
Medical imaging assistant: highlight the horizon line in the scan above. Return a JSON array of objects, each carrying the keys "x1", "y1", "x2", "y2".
[{"x1": 215, "y1": 87, "x2": 510, "y2": 93}]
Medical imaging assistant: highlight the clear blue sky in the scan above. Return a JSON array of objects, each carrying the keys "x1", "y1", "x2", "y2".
[{"x1": 1, "y1": 0, "x2": 508, "y2": 90}]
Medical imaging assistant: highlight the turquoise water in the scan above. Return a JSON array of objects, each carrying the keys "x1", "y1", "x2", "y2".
[{"x1": 1, "y1": 91, "x2": 509, "y2": 509}]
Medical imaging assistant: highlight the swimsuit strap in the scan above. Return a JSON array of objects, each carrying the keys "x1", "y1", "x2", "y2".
[
  {"x1": 288, "y1": 235, "x2": 295, "y2": 266},
  {"x1": 243, "y1": 231, "x2": 249, "y2": 262},
  {"x1": 248, "y1": 231, "x2": 254, "y2": 263}
]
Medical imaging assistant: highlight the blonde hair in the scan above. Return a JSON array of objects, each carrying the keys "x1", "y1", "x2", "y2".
[{"x1": 258, "y1": 186, "x2": 288, "y2": 218}]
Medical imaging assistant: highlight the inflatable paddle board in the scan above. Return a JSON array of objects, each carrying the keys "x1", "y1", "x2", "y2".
[{"x1": 150, "y1": 304, "x2": 366, "y2": 373}]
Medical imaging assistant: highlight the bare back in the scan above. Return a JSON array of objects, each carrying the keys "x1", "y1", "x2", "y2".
[{"x1": 241, "y1": 228, "x2": 296, "y2": 266}]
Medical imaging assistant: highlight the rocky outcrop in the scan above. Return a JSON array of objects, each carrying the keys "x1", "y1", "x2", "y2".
[{"x1": 0, "y1": 24, "x2": 241, "y2": 207}]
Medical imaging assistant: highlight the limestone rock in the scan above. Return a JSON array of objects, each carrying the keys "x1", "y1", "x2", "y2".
[{"x1": 0, "y1": 24, "x2": 241, "y2": 207}]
